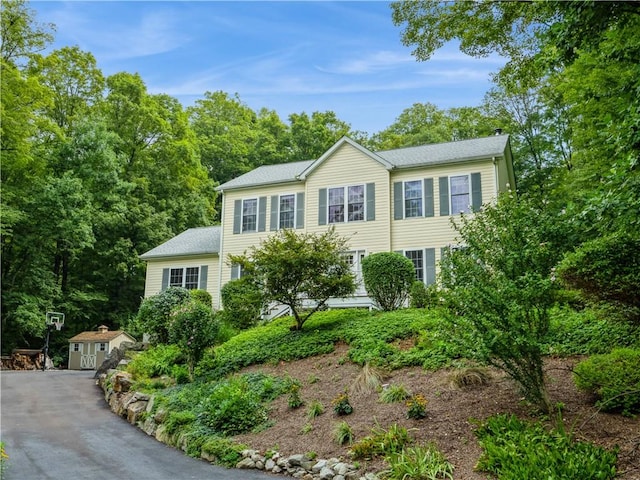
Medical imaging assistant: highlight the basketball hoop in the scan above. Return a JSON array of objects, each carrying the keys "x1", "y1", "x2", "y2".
[
  {"x1": 46, "y1": 312, "x2": 65, "y2": 329},
  {"x1": 53, "y1": 320, "x2": 64, "y2": 331}
]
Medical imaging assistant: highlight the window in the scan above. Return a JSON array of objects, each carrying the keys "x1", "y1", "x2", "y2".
[
  {"x1": 73, "y1": 343, "x2": 81, "y2": 353},
  {"x1": 170, "y1": 267, "x2": 200, "y2": 290},
  {"x1": 242, "y1": 198, "x2": 258, "y2": 232},
  {"x1": 404, "y1": 181, "x2": 423, "y2": 218},
  {"x1": 279, "y1": 194, "x2": 295, "y2": 229},
  {"x1": 344, "y1": 250, "x2": 366, "y2": 293},
  {"x1": 450, "y1": 175, "x2": 470, "y2": 214},
  {"x1": 328, "y1": 185, "x2": 364, "y2": 224},
  {"x1": 405, "y1": 250, "x2": 424, "y2": 282},
  {"x1": 98, "y1": 343, "x2": 107, "y2": 352}
]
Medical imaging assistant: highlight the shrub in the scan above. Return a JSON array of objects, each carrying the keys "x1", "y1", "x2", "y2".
[
  {"x1": 385, "y1": 444, "x2": 454, "y2": 480},
  {"x1": 380, "y1": 384, "x2": 411, "y2": 403},
  {"x1": 307, "y1": 400, "x2": 324, "y2": 419},
  {"x1": 351, "y1": 362, "x2": 384, "y2": 395},
  {"x1": 220, "y1": 277, "x2": 265, "y2": 329},
  {"x1": 136, "y1": 287, "x2": 191, "y2": 343},
  {"x1": 332, "y1": 391, "x2": 353, "y2": 415},
  {"x1": 334, "y1": 421, "x2": 354, "y2": 446},
  {"x1": 201, "y1": 438, "x2": 248, "y2": 468},
  {"x1": 168, "y1": 299, "x2": 219, "y2": 380},
  {"x1": 573, "y1": 348, "x2": 640, "y2": 416},
  {"x1": 287, "y1": 381, "x2": 304, "y2": 409},
  {"x1": 362, "y1": 252, "x2": 415, "y2": 311},
  {"x1": 163, "y1": 410, "x2": 196, "y2": 435},
  {"x1": 409, "y1": 281, "x2": 440, "y2": 309},
  {"x1": 406, "y1": 394, "x2": 428, "y2": 419},
  {"x1": 557, "y1": 233, "x2": 640, "y2": 322},
  {"x1": 350, "y1": 424, "x2": 412, "y2": 459},
  {"x1": 127, "y1": 344, "x2": 184, "y2": 380},
  {"x1": 475, "y1": 414, "x2": 618, "y2": 479},
  {"x1": 190, "y1": 289, "x2": 213, "y2": 306}
]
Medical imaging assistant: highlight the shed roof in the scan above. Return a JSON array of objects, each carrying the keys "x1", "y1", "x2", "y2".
[
  {"x1": 216, "y1": 135, "x2": 510, "y2": 191},
  {"x1": 68, "y1": 330, "x2": 133, "y2": 343},
  {"x1": 139, "y1": 226, "x2": 221, "y2": 260}
]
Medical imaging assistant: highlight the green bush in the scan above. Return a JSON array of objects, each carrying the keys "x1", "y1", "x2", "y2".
[
  {"x1": 163, "y1": 410, "x2": 196, "y2": 435},
  {"x1": 362, "y1": 252, "x2": 415, "y2": 311},
  {"x1": 350, "y1": 424, "x2": 412, "y2": 459},
  {"x1": 475, "y1": 414, "x2": 618, "y2": 479},
  {"x1": 220, "y1": 277, "x2": 265, "y2": 329},
  {"x1": 573, "y1": 348, "x2": 640, "y2": 416},
  {"x1": 385, "y1": 444, "x2": 454, "y2": 480},
  {"x1": 136, "y1": 287, "x2": 191, "y2": 343},
  {"x1": 380, "y1": 384, "x2": 411, "y2": 403},
  {"x1": 409, "y1": 281, "x2": 440, "y2": 309},
  {"x1": 558, "y1": 233, "x2": 640, "y2": 321},
  {"x1": 190, "y1": 289, "x2": 213, "y2": 306},
  {"x1": 127, "y1": 344, "x2": 184, "y2": 380},
  {"x1": 201, "y1": 438, "x2": 248, "y2": 468}
]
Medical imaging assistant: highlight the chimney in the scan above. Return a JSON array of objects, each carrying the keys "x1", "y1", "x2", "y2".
[
  {"x1": 494, "y1": 128, "x2": 503, "y2": 135},
  {"x1": 98, "y1": 325, "x2": 109, "y2": 333}
]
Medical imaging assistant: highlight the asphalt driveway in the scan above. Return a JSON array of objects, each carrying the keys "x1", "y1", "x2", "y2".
[{"x1": 1, "y1": 370, "x2": 270, "y2": 480}]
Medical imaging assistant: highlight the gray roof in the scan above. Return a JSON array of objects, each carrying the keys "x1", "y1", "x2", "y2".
[
  {"x1": 139, "y1": 226, "x2": 221, "y2": 260},
  {"x1": 216, "y1": 135, "x2": 510, "y2": 191}
]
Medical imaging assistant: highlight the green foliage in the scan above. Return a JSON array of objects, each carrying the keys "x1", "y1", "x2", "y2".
[
  {"x1": 475, "y1": 414, "x2": 618, "y2": 480},
  {"x1": 287, "y1": 380, "x2": 304, "y2": 409},
  {"x1": 332, "y1": 391, "x2": 353, "y2": 415},
  {"x1": 0, "y1": 441, "x2": 7, "y2": 477},
  {"x1": 201, "y1": 438, "x2": 248, "y2": 468},
  {"x1": 168, "y1": 299, "x2": 219, "y2": 380},
  {"x1": 126, "y1": 344, "x2": 184, "y2": 380},
  {"x1": 406, "y1": 394, "x2": 428, "y2": 420},
  {"x1": 230, "y1": 228, "x2": 355, "y2": 330},
  {"x1": 380, "y1": 384, "x2": 411, "y2": 404},
  {"x1": 136, "y1": 287, "x2": 191, "y2": 344},
  {"x1": 384, "y1": 443, "x2": 454, "y2": 480},
  {"x1": 220, "y1": 277, "x2": 265, "y2": 329},
  {"x1": 334, "y1": 421, "x2": 354, "y2": 446},
  {"x1": 350, "y1": 424, "x2": 412, "y2": 459},
  {"x1": 409, "y1": 281, "x2": 440, "y2": 309},
  {"x1": 558, "y1": 233, "x2": 640, "y2": 322},
  {"x1": 573, "y1": 349, "x2": 640, "y2": 416},
  {"x1": 440, "y1": 193, "x2": 572, "y2": 413},
  {"x1": 163, "y1": 410, "x2": 196, "y2": 435},
  {"x1": 189, "y1": 289, "x2": 212, "y2": 306},
  {"x1": 307, "y1": 400, "x2": 324, "y2": 420},
  {"x1": 361, "y1": 252, "x2": 415, "y2": 311}
]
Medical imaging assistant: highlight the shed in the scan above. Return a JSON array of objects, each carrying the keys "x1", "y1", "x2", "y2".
[{"x1": 68, "y1": 325, "x2": 135, "y2": 370}]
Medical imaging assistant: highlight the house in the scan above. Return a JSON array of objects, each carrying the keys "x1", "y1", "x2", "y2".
[
  {"x1": 68, "y1": 325, "x2": 136, "y2": 370},
  {"x1": 140, "y1": 135, "x2": 515, "y2": 312}
]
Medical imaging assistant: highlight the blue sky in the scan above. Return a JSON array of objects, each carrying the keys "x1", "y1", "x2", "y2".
[{"x1": 31, "y1": 1, "x2": 506, "y2": 134}]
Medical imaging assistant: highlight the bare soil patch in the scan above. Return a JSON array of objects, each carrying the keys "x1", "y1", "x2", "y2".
[{"x1": 235, "y1": 344, "x2": 640, "y2": 479}]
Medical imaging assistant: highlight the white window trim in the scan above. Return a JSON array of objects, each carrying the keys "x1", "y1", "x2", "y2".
[
  {"x1": 169, "y1": 266, "x2": 200, "y2": 290},
  {"x1": 241, "y1": 197, "x2": 259, "y2": 233},
  {"x1": 402, "y1": 179, "x2": 424, "y2": 219},
  {"x1": 96, "y1": 342, "x2": 108, "y2": 352},
  {"x1": 72, "y1": 343, "x2": 82, "y2": 353},
  {"x1": 278, "y1": 193, "x2": 297, "y2": 230},
  {"x1": 402, "y1": 248, "x2": 425, "y2": 283},
  {"x1": 449, "y1": 173, "x2": 472, "y2": 215},
  {"x1": 327, "y1": 184, "x2": 366, "y2": 224},
  {"x1": 343, "y1": 249, "x2": 367, "y2": 294}
]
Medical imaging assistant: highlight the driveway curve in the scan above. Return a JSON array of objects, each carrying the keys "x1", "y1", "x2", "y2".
[{"x1": 1, "y1": 370, "x2": 270, "y2": 480}]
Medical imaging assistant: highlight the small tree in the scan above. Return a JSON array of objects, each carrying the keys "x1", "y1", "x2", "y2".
[
  {"x1": 361, "y1": 252, "x2": 415, "y2": 311},
  {"x1": 439, "y1": 193, "x2": 571, "y2": 413},
  {"x1": 230, "y1": 228, "x2": 355, "y2": 330},
  {"x1": 134, "y1": 287, "x2": 191, "y2": 344},
  {"x1": 168, "y1": 299, "x2": 219, "y2": 381},
  {"x1": 220, "y1": 277, "x2": 266, "y2": 329}
]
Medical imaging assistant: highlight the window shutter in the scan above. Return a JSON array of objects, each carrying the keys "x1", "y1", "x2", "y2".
[
  {"x1": 231, "y1": 264, "x2": 239, "y2": 280},
  {"x1": 424, "y1": 178, "x2": 434, "y2": 217},
  {"x1": 270, "y1": 195, "x2": 278, "y2": 231},
  {"x1": 233, "y1": 199, "x2": 242, "y2": 234},
  {"x1": 296, "y1": 192, "x2": 305, "y2": 228},
  {"x1": 161, "y1": 268, "x2": 169, "y2": 291},
  {"x1": 258, "y1": 197, "x2": 267, "y2": 232},
  {"x1": 318, "y1": 188, "x2": 327, "y2": 225},
  {"x1": 199, "y1": 265, "x2": 208, "y2": 290},
  {"x1": 439, "y1": 177, "x2": 450, "y2": 216},
  {"x1": 393, "y1": 182, "x2": 403, "y2": 220},
  {"x1": 425, "y1": 248, "x2": 436, "y2": 285},
  {"x1": 366, "y1": 183, "x2": 375, "y2": 221},
  {"x1": 471, "y1": 172, "x2": 482, "y2": 211}
]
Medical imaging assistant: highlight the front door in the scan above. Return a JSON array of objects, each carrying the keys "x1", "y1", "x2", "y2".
[{"x1": 80, "y1": 343, "x2": 96, "y2": 369}]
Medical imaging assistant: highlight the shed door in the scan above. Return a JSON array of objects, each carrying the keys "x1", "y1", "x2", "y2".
[{"x1": 80, "y1": 343, "x2": 97, "y2": 369}]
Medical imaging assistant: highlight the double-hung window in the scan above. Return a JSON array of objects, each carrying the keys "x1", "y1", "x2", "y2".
[
  {"x1": 169, "y1": 267, "x2": 200, "y2": 290},
  {"x1": 242, "y1": 198, "x2": 258, "y2": 232},
  {"x1": 328, "y1": 185, "x2": 364, "y2": 224},
  {"x1": 405, "y1": 250, "x2": 424, "y2": 282},
  {"x1": 279, "y1": 194, "x2": 295, "y2": 229},
  {"x1": 404, "y1": 180, "x2": 423, "y2": 218},
  {"x1": 450, "y1": 175, "x2": 470, "y2": 214}
]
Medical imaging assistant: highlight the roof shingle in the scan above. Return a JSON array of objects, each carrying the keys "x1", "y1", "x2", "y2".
[{"x1": 139, "y1": 226, "x2": 221, "y2": 260}]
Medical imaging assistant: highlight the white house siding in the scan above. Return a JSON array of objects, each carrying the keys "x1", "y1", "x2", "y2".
[
  {"x1": 390, "y1": 159, "x2": 497, "y2": 271},
  {"x1": 305, "y1": 142, "x2": 391, "y2": 254},
  {"x1": 144, "y1": 255, "x2": 220, "y2": 308}
]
